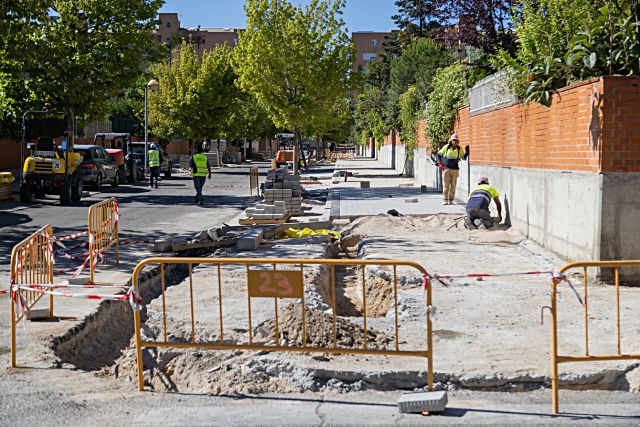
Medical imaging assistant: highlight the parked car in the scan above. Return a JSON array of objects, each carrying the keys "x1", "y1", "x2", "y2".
[
  {"x1": 130, "y1": 142, "x2": 173, "y2": 178},
  {"x1": 75, "y1": 145, "x2": 119, "y2": 189}
]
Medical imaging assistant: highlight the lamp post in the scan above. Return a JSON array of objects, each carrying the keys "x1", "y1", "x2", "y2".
[{"x1": 144, "y1": 79, "x2": 159, "y2": 177}]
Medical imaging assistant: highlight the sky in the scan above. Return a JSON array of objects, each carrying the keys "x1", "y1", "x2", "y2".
[{"x1": 159, "y1": 0, "x2": 398, "y2": 32}]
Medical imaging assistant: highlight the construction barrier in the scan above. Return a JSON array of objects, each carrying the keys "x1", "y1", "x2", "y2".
[
  {"x1": 88, "y1": 198, "x2": 119, "y2": 282},
  {"x1": 548, "y1": 261, "x2": 640, "y2": 413},
  {"x1": 249, "y1": 167, "x2": 259, "y2": 202},
  {"x1": 131, "y1": 257, "x2": 435, "y2": 392},
  {"x1": 10, "y1": 225, "x2": 54, "y2": 367}
]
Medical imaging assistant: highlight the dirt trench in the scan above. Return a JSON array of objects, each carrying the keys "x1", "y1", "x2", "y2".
[{"x1": 52, "y1": 264, "x2": 189, "y2": 371}]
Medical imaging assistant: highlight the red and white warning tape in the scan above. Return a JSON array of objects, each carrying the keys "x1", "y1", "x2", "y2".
[{"x1": 10, "y1": 285, "x2": 142, "y2": 311}]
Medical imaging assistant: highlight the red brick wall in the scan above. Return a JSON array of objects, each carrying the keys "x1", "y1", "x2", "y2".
[
  {"x1": 600, "y1": 77, "x2": 640, "y2": 172},
  {"x1": 453, "y1": 78, "x2": 603, "y2": 172},
  {"x1": 0, "y1": 138, "x2": 22, "y2": 170}
]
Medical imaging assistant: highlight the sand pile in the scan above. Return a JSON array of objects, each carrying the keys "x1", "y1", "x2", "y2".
[{"x1": 257, "y1": 304, "x2": 391, "y2": 349}]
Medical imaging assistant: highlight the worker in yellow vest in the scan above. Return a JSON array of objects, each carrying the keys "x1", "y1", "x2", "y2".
[
  {"x1": 436, "y1": 133, "x2": 468, "y2": 205},
  {"x1": 148, "y1": 143, "x2": 162, "y2": 189},
  {"x1": 465, "y1": 176, "x2": 502, "y2": 229},
  {"x1": 189, "y1": 143, "x2": 211, "y2": 205}
]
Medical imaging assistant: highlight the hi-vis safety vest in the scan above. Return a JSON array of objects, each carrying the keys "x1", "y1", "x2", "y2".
[
  {"x1": 148, "y1": 150, "x2": 160, "y2": 167},
  {"x1": 192, "y1": 153, "x2": 208, "y2": 177},
  {"x1": 437, "y1": 144, "x2": 466, "y2": 170},
  {"x1": 467, "y1": 184, "x2": 499, "y2": 211}
]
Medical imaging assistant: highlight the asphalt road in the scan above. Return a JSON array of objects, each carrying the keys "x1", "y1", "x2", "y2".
[{"x1": 0, "y1": 161, "x2": 271, "y2": 282}]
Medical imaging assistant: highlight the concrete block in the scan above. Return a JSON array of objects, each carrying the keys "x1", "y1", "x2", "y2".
[
  {"x1": 397, "y1": 391, "x2": 447, "y2": 414},
  {"x1": 153, "y1": 239, "x2": 173, "y2": 252},
  {"x1": 237, "y1": 229, "x2": 264, "y2": 250},
  {"x1": 360, "y1": 181, "x2": 370, "y2": 188}
]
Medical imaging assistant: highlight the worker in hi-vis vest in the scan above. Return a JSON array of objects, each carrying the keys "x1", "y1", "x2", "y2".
[
  {"x1": 189, "y1": 143, "x2": 212, "y2": 205},
  {"x1": 465, "y1": 176, "x2": 502, "y2": 230},
  {"x1": 148, "y1": 143, "x2": 162, "y2": 189},
  {"x1": 436, "y1": 133, "x2": 468, "y2": 205}
]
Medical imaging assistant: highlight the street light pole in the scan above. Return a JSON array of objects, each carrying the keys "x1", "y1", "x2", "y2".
[{"x1": 144, "y1": 79, "x2": 159, "y2": 178}]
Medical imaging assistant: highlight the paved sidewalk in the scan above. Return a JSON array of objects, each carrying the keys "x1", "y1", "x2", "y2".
[{"x1": 329, "y1": 157, "x2": 465, "y2": 219}]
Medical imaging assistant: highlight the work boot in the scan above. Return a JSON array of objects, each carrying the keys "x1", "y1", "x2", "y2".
[
  {"x1": 442, "y1": 200, "x2": 448, "y2": 205},
  {"x1": 474, "y1": 219, "x2": 487, "y2": 230},
  {"x1": 464, "y1": 218, "x2": 476, "y2": 229}
]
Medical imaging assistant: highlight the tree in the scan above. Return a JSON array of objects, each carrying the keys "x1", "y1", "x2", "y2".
[
  {"x1": 233, "y1": 0, "x2": 354, "y2": 163},
  {"x1": 438, "y1": 0, "x2": 515, "y2": 53},
  {"x1": 392, "y1": 0, "x2": 441, "y2": 40},
  {"x1": 149, "y1": 43, "x2": 238, "y2": 143},
  {"x1": 0, "y1": 1, "x2": 53, "y2": 136},
  {"x1": 23, "y1": 0, "x2": 163, "y2": 139},
  {"x1": 387, "y1": 38, "x2": 451, "y2": 128}
]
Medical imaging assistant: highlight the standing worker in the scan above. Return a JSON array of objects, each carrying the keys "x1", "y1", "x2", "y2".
[
  {"x1": 189, "y1": 143, "x2": 211, "y2": 205},
  {"x1": 148, "y1": 143, "x2": 162, "y2": 189},
  {"x1": 465, "y1": 176, "x2": 502, "y2": 229},
  {"x1": 437, "y1": 133, "x2": 469, "y2": 205}
]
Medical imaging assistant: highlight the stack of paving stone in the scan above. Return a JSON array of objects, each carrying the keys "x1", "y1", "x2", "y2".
[
  {"x1": 263, "y1": 169, "x2": 303, "y2": 215},
  {"x1": 244, "y1": 201, "x2": 288, "y2": 220}
]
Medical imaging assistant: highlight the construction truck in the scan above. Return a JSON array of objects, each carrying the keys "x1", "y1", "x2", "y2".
[{"x1": 19, "y1": 111, "x2": 84, "y2": 204}]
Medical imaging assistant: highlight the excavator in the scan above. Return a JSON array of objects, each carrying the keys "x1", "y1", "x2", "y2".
[{"x1": 19, "y1": 110, "x2": 84, "y2": 204}]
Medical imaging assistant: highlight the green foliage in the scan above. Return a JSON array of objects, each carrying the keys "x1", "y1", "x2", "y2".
[
  {"x1": 0, "y1": 0, "x2": 163, "y2": 137},
  {"x1": 387, "y1": 38, "x2": 451, "y2": 129},
  {"x1": 372, "y1": 117, "x2": 387, "y2": 149},
  {"x1": 233, "y1": 0, "x2": 354, "y2": 142},
  {"x1": 523, "y1": 2, "x2": 640, "y2": 107},
  {"x1": 149, "y1": 43, "x2": 238, "y2": 141},
  {"x1": 565, "y1": 4, "x2": 640, "y2": 78},
  {"x1": 426, "y1": 64, "x2": 476, "y2": 150},
  {"x1": 392, "y1": 0, "x2": 440, "y2": 40},
  {"x1": 398, "y1": 85, "x2": 423, "y2": 157},
  {"x1": 491, "y1": 0, "x2": 600, "y2": 104}
]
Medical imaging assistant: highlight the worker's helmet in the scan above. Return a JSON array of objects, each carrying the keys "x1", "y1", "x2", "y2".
[
  {"x1": 478, "y1": 176, "x2": 490, "y2": 185},
  {"x1": 202, "y1": 141, "x2": 209, "y2": 151}
]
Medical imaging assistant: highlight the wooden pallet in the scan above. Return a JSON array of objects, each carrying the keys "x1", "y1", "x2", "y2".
[{"x1": 239, "y1": 214, "x2": 292, "y2": 225}]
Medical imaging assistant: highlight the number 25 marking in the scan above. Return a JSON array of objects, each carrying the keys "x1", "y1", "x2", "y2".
[{"x1": 259, "y1": 271, "x2": 294, "y2": 296}]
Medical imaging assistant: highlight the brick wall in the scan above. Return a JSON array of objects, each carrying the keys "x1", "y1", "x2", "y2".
[
  {"x1": 0, "y1": 139, "x2": 22, "y2": 170},
  {"x1": 452, "y1": 78, "x2": 603, "y2": 172}
]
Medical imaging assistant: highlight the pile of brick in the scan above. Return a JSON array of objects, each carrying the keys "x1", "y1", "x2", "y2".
[
  {"x1": 264, "y1": 169, "x2": 303, "y2": 215},
  {"x1": 245, "y1": 201, "x2": 288, "y2": 220}
]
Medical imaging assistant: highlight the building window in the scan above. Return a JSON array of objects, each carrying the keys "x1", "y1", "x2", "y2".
[
  {"x1": 371, "y1": 39, "x2": 377, "y2": 48},
  {"x1": 363, "y1": 53, "x2": 377, "y2": 61},
  {"x1": 166, "y1": 21, "x2": 172, "y2": 28}
]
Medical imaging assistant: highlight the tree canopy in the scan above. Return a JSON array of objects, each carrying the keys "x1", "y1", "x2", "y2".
[{"x1": 233, "y1": 0, "x2": 354, "y2": 142}]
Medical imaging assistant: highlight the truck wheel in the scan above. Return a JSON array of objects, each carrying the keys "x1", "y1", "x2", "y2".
[
  {"x1": 20, "y1": 184, "x2": 33, "y2": 203},
  {"x1": 60, "y1": 178, "x2": 72, "y2": 205},
  {"x1": 71, "y1": 174, "x2": 83, "y2": 202},
  {"x1": 95, "y1": 173, "x2": 103, "y2": 190},
  {"x1": 119, "y1": 165, "x2": 127, "y2": 184},
  {"x1": 164, "y1": 162, "x2": 172, "y2": 178}
]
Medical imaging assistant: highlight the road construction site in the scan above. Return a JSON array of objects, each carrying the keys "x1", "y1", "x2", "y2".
[{"x1": 1, "y1": 157, "x2": 639, "y2": 424}]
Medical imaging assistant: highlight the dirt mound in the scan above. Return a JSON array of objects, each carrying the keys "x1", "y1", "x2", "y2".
[{"x1": 258, "y1": 304, "x2": 391, "y2": 349}]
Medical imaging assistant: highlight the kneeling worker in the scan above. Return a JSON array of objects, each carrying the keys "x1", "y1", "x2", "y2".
[{"x1": 465, "y1": 177, "x2": 502, "y2": 229}]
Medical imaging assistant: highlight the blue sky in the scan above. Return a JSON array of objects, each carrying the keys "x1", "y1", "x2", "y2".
[{"x1": 159, "y1": 0, "x2": 398, "y2": 32}]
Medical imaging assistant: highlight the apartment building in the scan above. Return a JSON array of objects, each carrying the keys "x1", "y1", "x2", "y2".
[
  {"x1": 351, "y1": 31, "x2": 390, "y2": 72},
  {"x1": 157, "y1": 13, "x2": 391, "y2": 66},
  {"x1": 156, "y1": 13, "x2": 239, "y2": 56}
]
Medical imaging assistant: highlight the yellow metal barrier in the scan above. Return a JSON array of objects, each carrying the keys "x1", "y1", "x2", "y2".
[
  {"x1": 132, "y1": 257, "x2": 434, "y2": 392},
  {"x1": 88, "y1": 198, "x2": 119, "y2": 282},
  {"x1": 550, "y1": 261, "x2": 640, "y2": 413},
  {"x1": 10, "y1": 225, "x2": 54, "y2": 367},
  {"x1": 249, "y1": 167, "x2": 259, "y2": 202}
]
